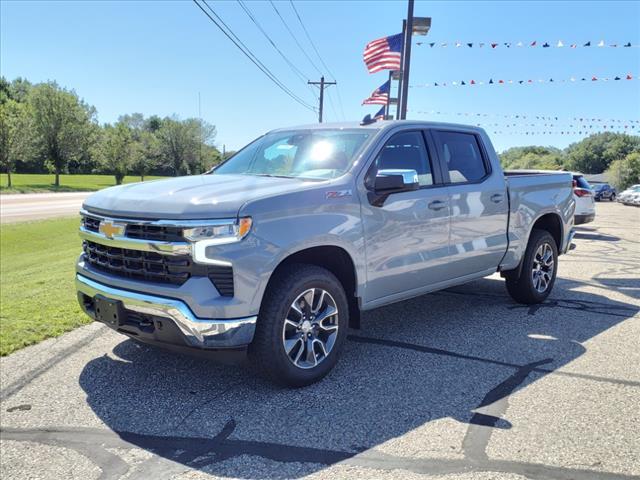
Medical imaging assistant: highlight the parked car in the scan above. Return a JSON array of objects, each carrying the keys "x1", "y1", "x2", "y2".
[
  {"x1": 76, "y1": 120, "x2": 576, "y2": 386},
  {"x1": 592, "y1": 183, "x2": 616, "y2": 202},
  {"x1": 630, "y1": 191, "x2": 640, "y2": 206},
  {"x1": 618, "y1": 184, "x2": 640, "y2": 205},
  {"x1": 572, "y1": 174, "x2": 596, "y2": 224}
]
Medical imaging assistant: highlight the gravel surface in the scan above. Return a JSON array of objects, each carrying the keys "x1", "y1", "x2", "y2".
[{"x1": 1, "y1": 201, "x2": 639, "y2": 480}]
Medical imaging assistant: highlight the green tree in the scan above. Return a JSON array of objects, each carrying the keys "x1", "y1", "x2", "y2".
[
  {"x1": 157, "y1": 116, "x2": 216, "y2": 175},
  {"x1": 607, "y1": 152, "x2": 640, "y2": 190},
  {"x1": 0, "y1": 100, "x2": 31, "y2": 187},
  {"x1": 131, "y1": 130, "x2": 161, "y2": 181},
  {"x1": 564, "y1": 132, "x2": 640, "y2": 174},
  {"x1": 94, "y1": 122, "x2": 133, "y2": 185},
  {"x1": 28, "y1": 82, "x2": 97, "y2": 186},
  {"x1": 500, "y1": 146, "x2": 564, "y2": 170}
]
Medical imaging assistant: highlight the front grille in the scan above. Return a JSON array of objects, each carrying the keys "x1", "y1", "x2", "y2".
[
  {"x1": 83, "y1": 241, "x2": 192, "y2": 285},
  {"x1": 126, "y1": 224, "x2": 184, "y2": 242},
  {"x1": 82, "y1": 240, "x2": 235, "y2": 296},
  {"x1": 83, "y1": 216, "x2": 100, "y2": 233}
]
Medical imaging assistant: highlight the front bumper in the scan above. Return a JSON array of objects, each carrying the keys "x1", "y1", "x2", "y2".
[{"x1": 76, "y1": 274, "x2": 257, "y2": 354}]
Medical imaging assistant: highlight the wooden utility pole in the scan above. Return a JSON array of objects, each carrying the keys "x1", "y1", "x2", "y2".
[{"x1": 308, "y1": 76, "x2": 337, "y2": 123}]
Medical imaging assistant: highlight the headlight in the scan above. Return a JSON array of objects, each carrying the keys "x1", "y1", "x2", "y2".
[{"x1": 183, "y1": 217, "x2": 252, "y2": 245}]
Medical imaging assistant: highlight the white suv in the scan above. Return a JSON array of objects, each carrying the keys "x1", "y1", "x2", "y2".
[{"x1": 572, "y1": 174, "x2": 596, "y2": 224}]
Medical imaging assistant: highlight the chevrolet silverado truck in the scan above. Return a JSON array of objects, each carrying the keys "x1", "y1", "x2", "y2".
[{"x1": 76, "y1": 120, "x2": 575, "y2": 386}]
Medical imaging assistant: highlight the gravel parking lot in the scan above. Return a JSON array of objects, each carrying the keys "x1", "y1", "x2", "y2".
[{"x1": 1, "y1": 201, "x2": 638, "y2": 480}]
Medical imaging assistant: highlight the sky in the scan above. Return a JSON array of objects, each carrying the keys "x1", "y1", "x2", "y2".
[{"x1": 2, "y1": 0, "x2": 639, "y2": 152}]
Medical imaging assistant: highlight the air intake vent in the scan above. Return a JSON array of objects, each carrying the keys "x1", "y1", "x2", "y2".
[{"x1": 208, "y1": 266, "x2": 234, "y2": 297}]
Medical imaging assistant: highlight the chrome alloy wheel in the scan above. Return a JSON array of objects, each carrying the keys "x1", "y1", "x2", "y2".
[
  {"x1": 282, "y1": 288, "x2": 339, "y2": 369},
  {"x1": 531, "y1": 243, "x2": 554, "y2": 293}
]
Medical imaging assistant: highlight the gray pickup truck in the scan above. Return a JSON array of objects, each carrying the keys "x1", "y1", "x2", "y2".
[{"x1": 76, "y1": 120, "x2": 575, "y2": 386}]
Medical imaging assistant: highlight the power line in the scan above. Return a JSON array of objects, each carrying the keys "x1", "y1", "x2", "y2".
[
  {"x1": 192, "y1": 0, "x2": 316, "y2": 112},
  {"x1": 289, "y1": 0, "x2": 346, "y2": 120},
  {"x1": 289, "y1": 0, "x2": 335, "y2": 79},
  {"x1": 236, "y1": 0, "x2": 311, "y2": 86},
  {"x1": 268, "y1": 0, "x2": 323, "y2": 77}
]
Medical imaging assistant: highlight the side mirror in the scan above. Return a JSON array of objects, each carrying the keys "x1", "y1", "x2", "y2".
[
  {"x1": 367, "y1": 169, "x2": 419, "y2": 207},
  {"x1": 374, "y1": 169, "x2": 419, "y2": 193}
]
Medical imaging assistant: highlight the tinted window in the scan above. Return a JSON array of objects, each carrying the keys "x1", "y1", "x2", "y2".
[
  {"x1": 374, "y1": 131, "x2": 433, "y2": 186},
  {"x1": 573, "y1": 176, "x2": 592, "y2": 189},
  {"x1": 434, "y1": 131, "x2": 487, "y2": 183}
]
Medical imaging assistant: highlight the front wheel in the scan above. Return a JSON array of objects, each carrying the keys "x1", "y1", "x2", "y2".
[
  {"x1": 249, "y1": 264, "x2": 349, "y2": 387},
  {"x1": 505, "y1": 229, "x2": 558, "y2": 304}
]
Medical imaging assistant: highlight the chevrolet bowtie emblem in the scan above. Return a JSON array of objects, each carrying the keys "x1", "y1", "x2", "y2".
[{"x1": 99, "y1": 221, "x2": 125, "y2": 239}]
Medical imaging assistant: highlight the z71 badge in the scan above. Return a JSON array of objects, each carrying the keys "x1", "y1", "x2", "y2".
[{"x1": 325, "y1": 190, "x2": 352, "y2": 199}]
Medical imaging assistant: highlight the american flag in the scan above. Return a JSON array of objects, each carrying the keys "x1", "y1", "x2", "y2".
[
  {"x1": 373, "y1": 106, "x2": 386, "y2": 120},
  {"x1": 363, "y1": 33, "x2": 403, "y2": 73},
  {"x1": 362, "y1": 80, "x2": 390, "y2": 105}
]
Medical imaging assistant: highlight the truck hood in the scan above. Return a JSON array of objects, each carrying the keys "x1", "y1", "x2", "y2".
[{"x1": 82, "y1": 174, "x2": 312, "y2": 219}]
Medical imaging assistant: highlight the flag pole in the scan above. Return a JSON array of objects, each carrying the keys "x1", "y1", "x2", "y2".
[
  {"x1": 396, "y1": 19, "x2": 407, "y2": 120},
  {"x1": 399, "y1": 0, "x2": 415, "y2": 120},
  {"x1": 385, "y1": 70, "x2": 393, "y2": 118}
]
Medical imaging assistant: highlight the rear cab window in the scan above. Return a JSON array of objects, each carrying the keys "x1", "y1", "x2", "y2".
[{"x1": 432, "y1": 131, "x2": 489, "y2": 184}]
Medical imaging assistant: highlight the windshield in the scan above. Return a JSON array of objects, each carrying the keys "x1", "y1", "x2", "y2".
[{"x1": 212, "y1": 129, "x2": 372, "y2": 180}]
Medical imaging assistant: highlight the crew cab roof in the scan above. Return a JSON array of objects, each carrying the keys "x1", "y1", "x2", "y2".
[{"x1": 268, "y1": 120, "x2": 487, "y2": 135}]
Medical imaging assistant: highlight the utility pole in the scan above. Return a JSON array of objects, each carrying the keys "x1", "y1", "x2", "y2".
[{"x1": 308, "y1": 76, "x2": 336, "y2": 123}]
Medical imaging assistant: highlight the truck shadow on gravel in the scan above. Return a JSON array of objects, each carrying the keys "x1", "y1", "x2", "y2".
[{"x1": 75, "y1": 276, "x2": 639, "y2": 479}]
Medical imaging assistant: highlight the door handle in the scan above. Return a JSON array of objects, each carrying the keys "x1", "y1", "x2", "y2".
[
  {"x1": 428, "y1": 200, "x2": 447, "y2": 211},
  {"x1": 491, "y1": 193, "x2": 504, "y2": 203}
]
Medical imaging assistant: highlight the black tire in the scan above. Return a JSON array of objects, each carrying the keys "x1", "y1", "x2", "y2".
[
  {"x1": 610, "y1": 194, "x2": 616, "y2": 202},
  {"x1": 249, "y1": 264, "x2": 349, "y2": 387},
  {"x1": 505, "y1": 229, "x2": 558, "y2": 305}
]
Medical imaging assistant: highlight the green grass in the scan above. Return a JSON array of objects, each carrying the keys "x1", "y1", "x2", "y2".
[
  {"x1": 0, "y1": 173, "x2": 166, "y2": 193},
  {"x1": 0, "y1": 217, "x2": 89, "y2": 355}
]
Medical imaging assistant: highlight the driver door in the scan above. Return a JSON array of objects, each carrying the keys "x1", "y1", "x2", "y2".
[{"x1": 360, "y1": 130, "x2": 452, "y2": 305}]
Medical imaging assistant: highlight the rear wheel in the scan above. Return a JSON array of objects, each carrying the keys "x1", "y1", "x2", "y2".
[
  {"x1": 505, "y1": 229, "x2": 558, "y2": 304},
  {"x1": 250, "y1": 264, "x2": 349, "y2": 387}
]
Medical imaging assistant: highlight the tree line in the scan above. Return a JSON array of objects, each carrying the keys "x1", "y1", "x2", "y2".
[
  {"x1": 499, "y1": 132, "x2": 640, "y2": 189},
  {"x1": 0, "y1": 77, "x2": 226, "y2": 187}
]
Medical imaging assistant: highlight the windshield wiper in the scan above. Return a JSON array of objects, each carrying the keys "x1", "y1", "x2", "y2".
[{"x1": 251, "y1": 173, "x2": 295, "y2": 179}]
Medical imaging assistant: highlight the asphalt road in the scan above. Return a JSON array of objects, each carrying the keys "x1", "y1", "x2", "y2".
[
  {"x1": 0, "y1": 192, "x2": 91, "y2": 223},
  {"x1": 1, "y1": 201, "x2": 639, "y2": 480}
]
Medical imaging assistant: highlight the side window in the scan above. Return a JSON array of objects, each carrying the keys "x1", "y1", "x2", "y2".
[
  {"x1": 374, "y1": 131, "x2": 433, "y2": 186},
  {"x1": 434, "y1": 131, "x2": 488, "y2": 183}
]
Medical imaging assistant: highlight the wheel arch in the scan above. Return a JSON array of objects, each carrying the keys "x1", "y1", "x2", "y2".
[
  {"x1": 531, "y1": 212, "x2": 563, "y2": 252},
  {"x1": 264, "y1": 245, "x2": 361, "y2": 328}
]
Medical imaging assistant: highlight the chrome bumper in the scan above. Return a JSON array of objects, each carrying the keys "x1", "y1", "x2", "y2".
[{"x1": 76, "y1": 275, "x2": 256, "y2": 349}]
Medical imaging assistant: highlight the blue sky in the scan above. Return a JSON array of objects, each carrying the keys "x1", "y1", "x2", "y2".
[{"x1": 2, "y1": 0, "x2": 639, "y2": 152}]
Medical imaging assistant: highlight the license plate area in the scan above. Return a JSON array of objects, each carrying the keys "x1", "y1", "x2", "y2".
[{"x1": 94, "y1": 295, "x2": 126, "y2": 328}]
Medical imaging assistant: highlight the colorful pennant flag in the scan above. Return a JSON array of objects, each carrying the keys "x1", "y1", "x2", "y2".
[
  {"x1": 410, "y1": 73, "x2": 637, "y2": 88},
  {"x1": 414, "y1": 40, "x2": 638, "y2": 49}
]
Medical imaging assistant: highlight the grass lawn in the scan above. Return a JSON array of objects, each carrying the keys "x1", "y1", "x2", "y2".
[
  {"x1": 0, "y1": 217, "x2": 89, "y2": 355},
  {"x1": 0, "y1": 173, "x2": 166, "y2": 193}
]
